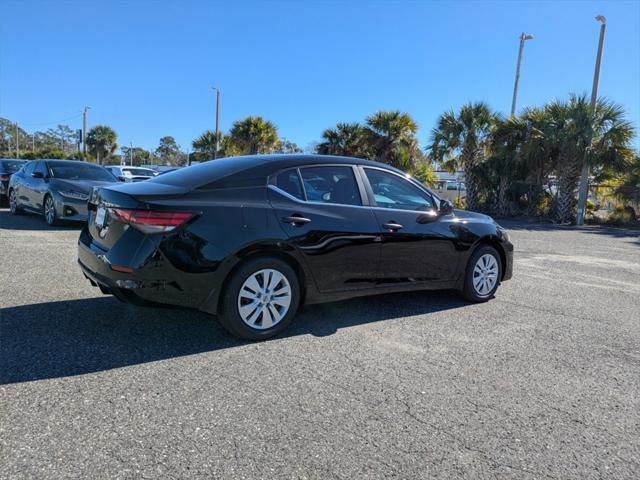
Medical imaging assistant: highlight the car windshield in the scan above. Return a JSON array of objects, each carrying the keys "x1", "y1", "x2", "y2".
[
  {"x1": 49, "y1": 162, "x2": 116, "y2": 182},
  {"x1": 0, "y1": 160, "x2": 26, "y2": 173},
  {"x1": 123, "y1": 168, "x2": 155, "y2": 176}
]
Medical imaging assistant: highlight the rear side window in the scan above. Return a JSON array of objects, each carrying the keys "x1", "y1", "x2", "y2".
[
  {"x1": 276, "y1": 170, "x2": 305, "y2": 200},
  {"x1": 299, "y1": 166, "x2": 361, "y2": 206}
]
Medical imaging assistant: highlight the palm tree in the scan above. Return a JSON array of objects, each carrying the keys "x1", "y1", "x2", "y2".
[
  {"x1": 428, "y1": 102, "x2": 498, "y2": 212},
  {"x1": 365, "y1": 110, "x2": 420, "y2": 169},
  {"x1": 518, "y1": 107, "x2": 554, "y2": 216},
  {"x1": 229, "y1": 116, "x2": 279, "y2": 155},
  {"x1": 547, "y1": 95, "x2": 634, "y2": 223},
  {"x1": 192, "y1": 130, "x2": 240, "y2": 160},
  {"x1": 316, "y1": 122, "x2": 372, "y2": 158},
  {"x1": 192, "y1": 130, "x2": 220, "y2": 159},
  {"x1": 482, "y1": 116, "x2": 527, "y2": 216},
  {"x1": 86, "y1": 125, "x2": 117, "y2": 165}
]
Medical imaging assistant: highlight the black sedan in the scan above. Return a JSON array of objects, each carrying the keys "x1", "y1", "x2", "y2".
[
  {"x1": 78, "y1": 154, "x2": 513, "y2": 340},
  {"x1": 0, "y1": 159, "x2": 27, "y2": 204},
  {"x1": 9, "y1": 159, "x2": 118, "y2": 225}
]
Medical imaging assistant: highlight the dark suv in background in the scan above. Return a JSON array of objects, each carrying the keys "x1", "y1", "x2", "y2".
[{"x1": 0, "y1": 159, "x2": 26, "y2": 205}]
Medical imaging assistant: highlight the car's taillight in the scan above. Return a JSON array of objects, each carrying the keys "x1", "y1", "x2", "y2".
[
  {"x1": 0, "y1": 175, "x2": 10, "y2": 181},
  {"x1": 111, "y1": 208, "x2": 194, "y2": 234}
]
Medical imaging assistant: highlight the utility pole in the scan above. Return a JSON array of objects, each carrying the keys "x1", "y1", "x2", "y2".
[
  {"x1": 212, "y1": 86, "x2": 220, "y2": 159},
  {"x1": 32, "y1": 134, "x2": 35, "y2": 153},
  {"x1": 510, "y1": 33, "x2": 534, "y2": 117},
  {"x1": 576, "y1": 15, "x2": 606, "y2": 226},
  {"x1": 15, "y1": 123, "x2": 19, "y2": 159},
  {"x1": 130, "y1": 142, "x2": 133, "y2": 166},
  {"x1": 82, "y1": 106, "x2": 90, "y2": 157}
]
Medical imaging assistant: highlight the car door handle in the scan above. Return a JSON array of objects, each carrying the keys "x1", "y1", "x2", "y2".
[
  {"x1": 382, "y1": 222, "x2": 403, "y2": 231},
  {"x1": 283, "y1": 215, "x2": 311, "y2": 225}
]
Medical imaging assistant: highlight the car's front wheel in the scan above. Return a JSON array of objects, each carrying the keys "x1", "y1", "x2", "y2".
[
  {"x1": 219, "y1": 257, "x2": 301, "y2": 340},
  {"x1": 43, "y1": 195, "x2": 60, "y2": 226},
  {"x1": 461, "y1": 245, "x2": 502, "y2": 302},
  {"x1": 9, "y1": 189, "x2": 23, "y2": 215}
]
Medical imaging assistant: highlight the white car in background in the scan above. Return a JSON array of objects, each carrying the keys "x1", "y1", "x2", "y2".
[
  {"x1": 434, "y1": 180, "x2": 466, "y2": 202},
  {"x1": 105, "y1": 166, "x2": 157, "y2": 182}
]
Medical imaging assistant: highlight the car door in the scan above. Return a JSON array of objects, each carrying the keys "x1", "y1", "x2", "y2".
[
  {"x1": 17, "y1": 161, "x2": 36, "y2": 209},
  {"x1": 360, "y1": 166, "x2": 459, "y2": 283},
  {"x1": 29, "y1": 161, "x2": 49, "y2": 211},
  {"x1": 268, "y1": 164, "x2": 381, "y2": 293}
]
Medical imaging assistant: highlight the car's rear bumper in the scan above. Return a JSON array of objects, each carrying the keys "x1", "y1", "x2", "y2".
[{"x1": 77, "y1": 226, "x2": 217, "y2": 310}]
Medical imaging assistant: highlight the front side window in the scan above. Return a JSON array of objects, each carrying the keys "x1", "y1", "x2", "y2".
[
  {"x1": 23, "y1": 162, "x2": 35, "y2": 176},
  {"x1": 34, "y1": 162, "x2": 48, "y2": 177},
  {"x1": 365, "y1": 168, "x2": 434, "y2": 211},
  {"x1": 299, "y1": 166, "x2": 361, "y2": 206},
  {"x1": 276, "y1": 169, "x2": 305, "y2": 200}
]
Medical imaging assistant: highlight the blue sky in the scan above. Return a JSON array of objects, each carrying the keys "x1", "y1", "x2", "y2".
[{"x1": 1, "y1": 0, "x2": 639, "y2": 152}]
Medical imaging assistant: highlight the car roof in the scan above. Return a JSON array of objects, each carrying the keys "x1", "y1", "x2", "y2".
[
  {"x1": 45, "y1": 160, "x2": 105, "y2": 166},
  {"x1": 229, "y1": 154, "x2": 402, "y2": 172},
  {"x1": 151, "y1": 154, "x2": 408, "y2": 190}
]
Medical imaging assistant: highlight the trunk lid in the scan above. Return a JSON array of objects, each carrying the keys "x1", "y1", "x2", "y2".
[{"x1": 87, "y1": 183, "x2": 188, "y2": 250}]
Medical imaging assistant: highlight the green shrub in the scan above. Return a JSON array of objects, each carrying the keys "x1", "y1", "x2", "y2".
[
  {"x1": 606, "y1": 206, "x2": 638, "y2": 226},
  {"x1": 453, "y1": 196, "x2": 466, "y2": 209}
]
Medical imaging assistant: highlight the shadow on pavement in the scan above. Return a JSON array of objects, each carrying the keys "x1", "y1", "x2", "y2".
[
  {"x1": 0, "y1": 209, "x2": 83, "y2": 231},
  {"x1": 1, "y1": 291, "x2": 466, "y2": 384}
]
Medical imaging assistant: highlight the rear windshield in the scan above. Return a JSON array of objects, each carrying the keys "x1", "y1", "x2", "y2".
[
  {"x1": 123, "y1": 168, "x2": 155, "y2": 176},
  {"x1": 49, "y1": 162, "x2": 116, "y2": 182},
  {"x1": 0, "y1": 160, "x2": 26, "y2": 173},
  {"x1": 150, "y1": 156, "x2": 268, "y2": 189}
]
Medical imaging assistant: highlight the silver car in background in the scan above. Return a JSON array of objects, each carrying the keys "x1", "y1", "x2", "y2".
[{"x1": 8, "y1": 160, "x2": 117, "y2": 226}]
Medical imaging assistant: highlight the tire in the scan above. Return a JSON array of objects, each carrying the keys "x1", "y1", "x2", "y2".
[
  {"x1": 461, "y1": 245, "x2": 502, "y2": 302},
  {"x1": 9, "y1": 189, "x2": 23, "y2": 215},
  {"x1": 43, "y1": 194, "x2": 60, "y2": 226},
  {"x1": 219, "y1": 257, "x2": 301, "y2": 340}
]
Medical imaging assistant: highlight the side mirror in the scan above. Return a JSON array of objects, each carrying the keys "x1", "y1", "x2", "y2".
[
  {"x1": 118, "y1": 176, "x2": 127, "y2": 182},
  {"x1": 440, "y1": 199, "x2": 454, "y2": 215},
  {"x1": 31, "y1": 171, "x2": 44, "y2": 179}
]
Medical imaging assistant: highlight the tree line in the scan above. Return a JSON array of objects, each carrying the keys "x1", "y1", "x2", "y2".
[
  {"x1": 2, "y1": 93, "x2": 637, "y2": 223},
  {"x1": 428, "y1": 95, "x2": 637, "y2": 223}
]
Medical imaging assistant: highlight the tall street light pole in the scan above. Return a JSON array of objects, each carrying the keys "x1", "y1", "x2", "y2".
[
  {"x1": 82, "y1": 106, "x2": 90, "y2": 157},
  {"x1": 212, "y1": 86, "x2": 220, "y2": 159},
  {"x1": 576, "y1": 15, "x2": 607, "y2": 226},
  {"x1": 510, "y1": 33, "x2": 534, "y2": 117}
]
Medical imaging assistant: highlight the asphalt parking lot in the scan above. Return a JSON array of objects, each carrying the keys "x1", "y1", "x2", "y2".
[{"x1": 1, "y1": 207, "x2": 639, "y2": 479}]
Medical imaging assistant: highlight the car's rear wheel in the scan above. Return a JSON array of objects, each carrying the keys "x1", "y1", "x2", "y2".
[
  {"x1": 43, "y1": 195, "x2": 59, "y2": 226},
  {"x1": 461, "y1": 245, "x2": 502, "y2": 302},
  {"x1": 219, "y1": 257, "x2": 300, "y2": 340},
  {"x1": 9, "y1": 189, "x2": 23, "y2": 215}
]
